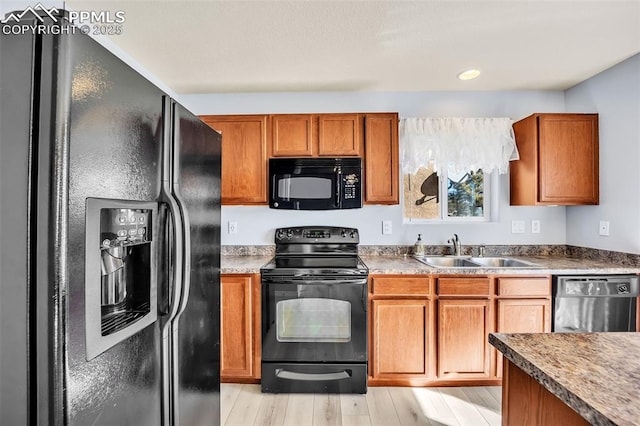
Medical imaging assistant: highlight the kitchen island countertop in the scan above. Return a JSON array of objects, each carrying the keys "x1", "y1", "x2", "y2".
[{"x1": 490, "y1": 332, "x2": 640, "y2": 426}]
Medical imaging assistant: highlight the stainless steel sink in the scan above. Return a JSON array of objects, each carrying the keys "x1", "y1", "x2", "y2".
[
  {"x1": 469, "y1": 257, "x2": 541, "y2": 268},
  {"x1": 414, "y1": 256, "x2": 479, "y2": 268},
  {"x1": 414, "y1": 255, "x2": 541, "y2": 268}
]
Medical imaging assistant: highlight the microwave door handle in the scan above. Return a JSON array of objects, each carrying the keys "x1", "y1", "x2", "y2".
[{"x1": 335, "y1": 170, "x2": 342, "y2": 207}]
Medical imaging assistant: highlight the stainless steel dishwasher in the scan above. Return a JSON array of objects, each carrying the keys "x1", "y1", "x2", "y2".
[{"x1": 553, "y1": 275, "x2": 639, "y2": 332}]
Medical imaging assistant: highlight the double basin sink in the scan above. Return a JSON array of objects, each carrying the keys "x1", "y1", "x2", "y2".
[{"x1": 414, "y1": 256, "x2": 541, "y2": 269}]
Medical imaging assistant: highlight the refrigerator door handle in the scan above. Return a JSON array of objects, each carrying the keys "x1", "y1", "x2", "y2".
[
  {"x1": 160, "y1": 195, "x2": 184, "y2": 319},
  {"x1": 173, "y1": 192, "x2": 191, "y2": 317},
  {"x1": 159, "y1": 96, "x2": 185, "y2": 426},
  {"x1": 170, "y1": 100, "x2": 193, "y2": 320},
  {"x1": 159, "y1": 97, "x2": 185, "y2": 322},
  {"x1": 169, "y1": 101, "x2": 194, "y2": 425},
  {"x1": 170, "y1": 188, "x2": 190, "y2": 425}
]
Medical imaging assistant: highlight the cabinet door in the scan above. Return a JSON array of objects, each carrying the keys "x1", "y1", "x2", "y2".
[
  {"x1": 538, "y1": 114, "x2": 598, "y2": 204},
  {"x1": 220, "y1": 274, "x2": 260, "y2": 381},
  {"x1": 371, "y1": 299, "x2": 429, "y2": 378},
  {"x1": 200, "y1": 115, "x2": 268, "y2": 204},
  {"x1": 496, "y1": 299, "x2": 551, "y2": 377},
  {"x1": 318, "y1": 114, "x2": 362, "y2": 156},
  {"x1": 511, "y1": 113, "x2": 598, "y2": 205},
  {"x1": 271, "y1": 114, "x2": 315, "y2": 156},
  {"x1": 364, "y1": 113, "x2": 399, "y2": 204},
  {"x1": 438, "y1": 299, "x2": 491, "y2": 379}
]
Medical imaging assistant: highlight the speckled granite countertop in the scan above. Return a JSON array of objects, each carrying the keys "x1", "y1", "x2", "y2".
[
  {"x1": 489, "y1": 332, "x2": 640, "y2": 426},
  {"x1": 360, "y1": 254, "x2": 640, "y2": 275},
  {"x1": 221, "y1": 255, "x2": 272, "y2": 274},
  {"x1": 221, "y1": 254, "x2": 640, "y2": 275}
]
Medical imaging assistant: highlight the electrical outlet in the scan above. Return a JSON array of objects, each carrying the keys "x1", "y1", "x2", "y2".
[
  {"x1": 382, "y1": 220, "x2": 392, "y2": 235},
  {"x1": 511, "y1": 220, "x2": 525, "y2": 234},
  {"x1": 228, "y1": 221, "x2": 238, "y2": 234},
  {"x1": 531, "y1": 220, "x2": 541, "y2": 234},
  {"x1": 599, "y1": 220, "x2": 610, "y2": 236}
]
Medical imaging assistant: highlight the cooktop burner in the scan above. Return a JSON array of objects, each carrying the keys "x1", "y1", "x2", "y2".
[
  {"x1": 269, "y1": 256, "x2": 361, "y2": 269},
  {"x1": 260, "y1": 256, "x2": 368, "y2": 276},
  {"x1": 261, "y1": 226, "x2": 368, "y2": 278}
]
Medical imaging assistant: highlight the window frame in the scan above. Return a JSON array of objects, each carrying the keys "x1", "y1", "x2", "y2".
[{"x1": 403, "y1": 167, "x2": 494, "y2": 224}]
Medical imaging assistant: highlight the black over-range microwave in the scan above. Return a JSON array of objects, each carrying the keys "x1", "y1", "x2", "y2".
[{"x1": 269, "y1": 157, "x2": 362, "y2": 210}]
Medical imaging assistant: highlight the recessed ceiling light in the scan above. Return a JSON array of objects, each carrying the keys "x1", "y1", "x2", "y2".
[{"x1": 457, "y1": 69, "x2": 481, "y2": 80}]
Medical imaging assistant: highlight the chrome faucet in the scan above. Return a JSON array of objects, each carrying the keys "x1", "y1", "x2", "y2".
[{"x1": 448, "y1": 234, "x2": 462, "y2": 256}]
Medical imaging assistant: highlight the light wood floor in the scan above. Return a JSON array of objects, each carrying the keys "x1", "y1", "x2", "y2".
[{"x1": 221, "y1": 384, "x2": 502, "y2": 426}]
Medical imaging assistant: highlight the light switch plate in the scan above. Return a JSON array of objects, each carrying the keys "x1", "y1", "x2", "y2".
[
  {"x1": 531, "y1": 220, "x2": 541, "y2": 234},
  {"x1": 511, "y1": 220, "x2": 525, "y2": 234}
]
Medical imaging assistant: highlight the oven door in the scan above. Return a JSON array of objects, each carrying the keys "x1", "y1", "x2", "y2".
[{"x1": 261, "y1": 277, "x2": 367, "y2": 363}]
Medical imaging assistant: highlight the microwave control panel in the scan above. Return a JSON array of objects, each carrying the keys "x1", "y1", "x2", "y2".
[{"x1": 343, "y1": 173, "x2": 359, "y2": 200}]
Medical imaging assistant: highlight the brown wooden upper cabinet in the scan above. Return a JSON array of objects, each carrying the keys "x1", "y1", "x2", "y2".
[
  {"x1": 510, "y1": 113, "x2": 599, "y2": 205},
  {"x1": 364, "y1": 113, "x2": 399, "y2": 204},
  {"x1": 270, "y1": 114, "x2": 315, "y2": 156},
  {"x1": 201, "y1": 112, "x2": 399, "y2": 206},
  {"x1": 200, "y1": 115, "x2": 268, "y2": 204},
  {"x1": 318, "y1": 114, "x2": 363, "y2": 156},
  {"x1": 270, "y1": 113, "x2": 363, "y2": 157}
]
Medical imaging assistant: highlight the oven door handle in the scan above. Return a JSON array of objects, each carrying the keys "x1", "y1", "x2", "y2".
[
  {"x1": 275, "y1": 369, "x2": 351, "y2": 381},
  {"x1": 263, "y1": 277, "x2": 367, "y2": 285}
]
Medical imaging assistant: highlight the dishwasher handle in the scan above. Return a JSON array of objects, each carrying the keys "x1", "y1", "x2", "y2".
[{"x1": 556, "y1": 276, "x2": 639, "y2": 297}]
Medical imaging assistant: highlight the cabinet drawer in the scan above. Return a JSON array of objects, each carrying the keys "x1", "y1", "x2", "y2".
[
  {"x1": 371, "y1": 276, "x2": 430, "y2": 296},
  {"x1": 497, "y1": 277, "x2": 550, "y2": 297},
  {"x1": 437, "y1": 278, "x2": 490, "y2": 296}
]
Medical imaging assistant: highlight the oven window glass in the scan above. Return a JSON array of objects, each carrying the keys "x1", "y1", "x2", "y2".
[
  {"x1": 276, "y1": 298, "x2": 351, "y2": 342},
  {"x1": 277, "y1": 177, "x2": 332, "y2": 200}
]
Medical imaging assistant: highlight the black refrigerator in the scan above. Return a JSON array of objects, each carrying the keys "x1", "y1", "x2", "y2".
[{"x1": 0, "y1": 11, "x2": 221, "y2": 425}]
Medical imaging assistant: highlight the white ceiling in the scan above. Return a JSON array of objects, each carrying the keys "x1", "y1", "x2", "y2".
[{"x1": 66, "y1": 0, "x2": 640, "y2": 94}]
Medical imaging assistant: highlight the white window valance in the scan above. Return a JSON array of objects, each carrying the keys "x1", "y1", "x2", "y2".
[{"x1": 400, "y1": 117, "x2": 519, "y2": 175}]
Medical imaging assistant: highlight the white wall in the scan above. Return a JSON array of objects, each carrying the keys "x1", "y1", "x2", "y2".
[
  {"x1": 565, "y1": 54, "x2": 640, "y2": 254},
  {"x1": 181, "y1": 91, "x2": 567, "y2": 246},
  {"x1": 0, "y1": 0, "x2": 177, "y2": 97}
]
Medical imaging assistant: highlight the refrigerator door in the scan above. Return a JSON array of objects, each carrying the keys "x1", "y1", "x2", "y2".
[
  {"x1": 171, "y1": 103, "x2": 221, "y2": 425},
  {"x1": 55, "y1": 23, "x2": 165, "y2": 425},
  {"x1": 0, "y1": 25, "x2": 35, "y2": 426}
]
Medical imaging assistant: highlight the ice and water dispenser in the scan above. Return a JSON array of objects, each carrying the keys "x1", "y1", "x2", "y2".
[{"x1": 85, "y1": 198, "x2": 158, "y2": 360}]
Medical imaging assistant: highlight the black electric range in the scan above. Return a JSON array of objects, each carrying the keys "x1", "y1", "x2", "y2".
[{"x1": 260, "y1": 226, "x2": 369, "y2": 394}]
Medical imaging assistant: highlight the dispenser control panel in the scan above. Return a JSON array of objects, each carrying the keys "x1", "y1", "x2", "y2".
[{"x1": 100, "y1": 208, "x2": 151, "y2": 247}]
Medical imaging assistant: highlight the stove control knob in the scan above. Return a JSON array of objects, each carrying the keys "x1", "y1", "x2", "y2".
[
  {"x1": 341, "y1": 229, "x2": 347, "y2": 237},
  {"x1": 286, "y1": 229, "x2": 293, "y2": 239},
  {"x1": 276, "y1": 229, "x2": 285, "y2": 240},
  {"x1": 350, "y1": 231, "x2": 356, "y2": 238}
]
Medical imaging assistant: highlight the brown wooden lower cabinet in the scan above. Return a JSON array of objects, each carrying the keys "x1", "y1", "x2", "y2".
[
  {"x1": 437, "y1": 299, "x2": 492, "y2": 379},
  {"x1": 495, "y1": 277, "x2": 552, "y2": 377},
  {"x1": 502, "y1": 359, "x2": 589, "y2": 425},
  {"x1": 496, "y1": 299, "x2": 551, "y2": 377},
  {"x1": 371, "y1": 299, "x2": 430, "y2": 379},
  {"x1": 220, "y1": 274, "x2": 261, "y2": 383},
  {"x1": 367, "y1": 274, "x2": 552, "y2": 386}
]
